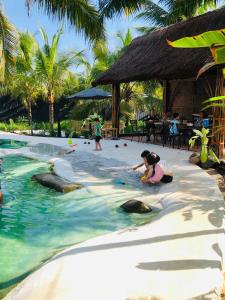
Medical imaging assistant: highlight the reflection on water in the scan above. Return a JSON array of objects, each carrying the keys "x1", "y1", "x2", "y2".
[{"x1": 0, "y1": 140, "x2": 27, "y2": 149}]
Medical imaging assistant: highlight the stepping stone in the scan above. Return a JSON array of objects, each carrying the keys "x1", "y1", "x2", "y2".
[{"x1": 32, "y1": 173, "x2": 83, "y2": 193}]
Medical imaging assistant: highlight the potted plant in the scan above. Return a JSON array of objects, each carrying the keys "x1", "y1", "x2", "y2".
[{"x1": 189, "y1": 128, "x2": 220, "y2": 168}]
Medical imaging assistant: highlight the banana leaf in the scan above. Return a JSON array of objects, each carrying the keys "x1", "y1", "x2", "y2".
[
  {"x1": 197, "y1": 61, "x2": 216, "y2": 78},
  {"x1": 202, "y1": 103, "x2": 225, "y2": 110},
  {"x1": 202, "y1": 96, "x2": 225, "y2": 103},
  {"x1": 193, "y1": 129, "x2": 203, "y2": 137},
  {"x1": 211, "y1": 46, "x2": 225, "y2": 64},
  {"x1": 167, "y1": 28, "x2": 225, "y2": 48},
  {"x1": 209, "y1": 148, "x2": 220, "y2": 163}
]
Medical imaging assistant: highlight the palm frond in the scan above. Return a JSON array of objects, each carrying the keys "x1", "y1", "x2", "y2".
[
  {"x1": 99, "y1": 0, "x2": 147, "y2": 18},
  {"x1": 0, "y1": 9, "x2": 18, "y2": 81},
  {"x1": 33, "y1": 0, "x2": 104, "y2": 40},
  {"x1": 136, "y1": 1, "x2": 169, "y2": 27},
  {"x1": 116, "y1": 28, "x2": 132, "y2": 47},
  {"x1": 17, "y1": 31, "x2": 37, "y2": 72},
  {"x1": 135, "y1": 26, "x2": 157, "y2": 35},
  {"x1": 160, "y1": 0, "x2": 219, "y2": 19}
]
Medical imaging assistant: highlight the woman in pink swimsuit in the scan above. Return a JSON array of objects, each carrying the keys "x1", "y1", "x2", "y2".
[{"x1": 143, "y1": 153, "x2": 173, "y2": 184}]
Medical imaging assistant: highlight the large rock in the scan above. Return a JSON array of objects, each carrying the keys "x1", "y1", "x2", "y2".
[
  {"x1": 189, "y1": 153, "x2": 200, "y2": 164},
  {"x1": 32, "y1": 173, "x2": 83, "y2": 193},
  {"x1": 120, "y1": 199, "x2": 152, "y2": 214}
]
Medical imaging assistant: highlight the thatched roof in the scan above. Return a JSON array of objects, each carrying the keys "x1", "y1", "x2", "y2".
[
  {"x1": 93, "y1": 6, "x2": 225, "y2": 86},
  {"x1": 66, "y1": 87, "x2": 111, "y2": 100}
]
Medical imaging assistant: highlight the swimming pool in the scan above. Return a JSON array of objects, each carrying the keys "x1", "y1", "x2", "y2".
[
  {"x1": 0, "y1": 155, "x2": 154, "y2": 298},
  {"x1": 0, "y1": 139, "x2": 27, "y2": 149}
]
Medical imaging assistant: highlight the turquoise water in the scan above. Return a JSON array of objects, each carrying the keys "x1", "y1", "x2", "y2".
[
  {"x1": 0, "y1": 139, "x2": 27, "y2": 149},
  {"x1": 0, "y1": 155, "x2": 154, "y2": 298}
]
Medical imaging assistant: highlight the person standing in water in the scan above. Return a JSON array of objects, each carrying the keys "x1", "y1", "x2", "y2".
[{"x1": 94, "y1": 118, "x2": 102, "y2": 151}]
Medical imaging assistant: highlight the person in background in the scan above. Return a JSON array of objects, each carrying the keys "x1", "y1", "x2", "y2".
[
  {"x1": 194, "y1": 112, "x2": 209, "y2": 129},
  {"x1": 143, "y1": 109, "x2": 160, "y2": 142},
  {"x1": 170, "y1": 112, "x2": 180, "y2": 135},
  {"x1": 94, "y1": 118, "x2": 102, "y2": 151}
]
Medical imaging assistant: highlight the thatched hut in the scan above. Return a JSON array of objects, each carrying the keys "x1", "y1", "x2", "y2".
[{"x1": 92, "y1": 6, "x2": 225, "y2": 156}]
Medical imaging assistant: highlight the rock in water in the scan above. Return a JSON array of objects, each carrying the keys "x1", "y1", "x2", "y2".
[
  {"x1": 32, "y1": 173, "x2": 83, "y2": 193},
  {"x1": 120, "y1": 200, "x2": 152, "y2": 214}
]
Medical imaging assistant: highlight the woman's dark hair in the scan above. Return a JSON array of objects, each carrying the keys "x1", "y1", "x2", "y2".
[
  {"x1": 173, "y1": 112, "x2": 179, "y2": 119},
  {"x1": 94, "y1": 118, "x2": 100, "y2": 122},
  {"x1": 141, "y1": 150, "x2": 150, "y2": 158},
  {"x1": 146, "y1": 153, "x2": 160, "y2": 165}
]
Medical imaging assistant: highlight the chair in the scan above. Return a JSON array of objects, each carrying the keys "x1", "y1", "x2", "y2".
[
  {"x1": 153, "y1": 123, "x2": 163, "y2": 143},
  {"x1": 169, "y1": 121, "x2": 182, "y2": 148},
  {"x1": 161, "y1": 122, "x2": 171, "y2": 147},
  {"x1": 130, "y1": 120, "x2": 143, "y2": 142},
  {"x1": 102, "y1": 121, "x2": 117, "y2": 138}
]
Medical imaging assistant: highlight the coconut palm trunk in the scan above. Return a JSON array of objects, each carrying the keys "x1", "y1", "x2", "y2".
[
  {"x1": 27, "y1": 100, "x2": 33, "y2": 135},
  {"x1": 48, "y1": 91, "x2": 54, "y2": 133}
]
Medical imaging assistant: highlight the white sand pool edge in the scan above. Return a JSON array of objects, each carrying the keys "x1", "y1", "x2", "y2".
[{"x1": 0, "y1": 132, "x2": 224, "y2": 300}]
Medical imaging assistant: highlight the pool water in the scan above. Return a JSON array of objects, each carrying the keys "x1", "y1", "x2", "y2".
[
  {"x1": 0, "y1": 139, "x2": 27, "y2": 149},
  {"x1": 0, "y1": 155, "x2": 154, "y2": 298}
]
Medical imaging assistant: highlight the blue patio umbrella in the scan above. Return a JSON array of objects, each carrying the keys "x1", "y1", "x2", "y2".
[{"x1": 66, "y1": 87, "x2": 111, "y2": 100}]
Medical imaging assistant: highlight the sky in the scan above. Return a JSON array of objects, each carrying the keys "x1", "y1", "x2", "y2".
[{"x1": 1, "y1": 0, "x2": 145, "y2": 67}]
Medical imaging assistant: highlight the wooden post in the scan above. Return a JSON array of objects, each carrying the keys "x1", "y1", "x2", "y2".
[
  {"x1": 112, "y1": 83, "x2": 120, "y2": 138},
  {"x1": 212, "y1": 68, "x2": 225, "y2": 158},
  {"x1": 163, "y1": 80, "x2": 170, "y2": 113}
]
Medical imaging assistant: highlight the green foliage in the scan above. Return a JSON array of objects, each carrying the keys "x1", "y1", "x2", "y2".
[
  {"x1": 0, "y1": 9, "x2": 18, "y2": 82},
  {"x1": 0, "y1": 120, "x2": 30, "y2": 132},
  {"x1": 85, "y1": 113, "x2": 103, "y2": 123},
  {"x1": 168, "y1": 28, "x2": 225, "y2": 77},
  {"x1": 32, "y1": 0, "x2": 104, "y2": 41},
  {"x1": 135, "y1": 0, "x2": 219, "y2": 33},
  {"x1": 0, "y1": 123, "x2": 7, "y2": 131},
  {"x1": 189, "y1": 128, "x2": 219, "y2": 164}
]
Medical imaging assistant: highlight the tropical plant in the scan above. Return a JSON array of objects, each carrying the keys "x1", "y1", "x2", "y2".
[
  {"x1": 35, "y1": 27, "x2": 86, "y2": 133},
  {"x1": 99, "y1": 0, "x2": 220, "y2": 20},
  {"x1": 0, "y1": 9, "x2": 18, "y2": 82},
  {"x1": 11, "y1": 31, "x2": 40, "y2": 134},
  {"x1": 167, "y1": 28, "x2": 225, "y2": 77},
  {"x1": 189, "y1": 128, "x2": 219, "y2": 164},
  {"x1": 135, "y1": 0, "x2": 218, "y2": 33},
  {"x1": 26, "y1": 0, "x2": 104, "y2": 41}
]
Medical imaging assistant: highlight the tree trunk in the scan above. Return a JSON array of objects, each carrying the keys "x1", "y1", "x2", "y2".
[
  {"x1": 212, "y1": 68, "x2": 225, "y2": 158},
  {"x1": 57, "y1": 114, "x2": 61, "y2": 137},
  {"x1": 112, "y1": 83, "x2": 120, "y2": 138},
  {"x1": 27, "y1": 101, "x2": 33, "y2": 136},
  {"x1": 48, "y1": 91, "x2": 54, "y2": 135}
]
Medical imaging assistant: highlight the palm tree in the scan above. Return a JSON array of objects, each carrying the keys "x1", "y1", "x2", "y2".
[
  {"x1": 99, "y1": 0, "x2": 220, "y2": 20},
  {"x1": 35, "y1": 27, "x2": 86, "y2": 133},
  {"x1": 10, "y1": 31, "x2": 41, "y2": 133},
  {"x1": 0, "y1": 9, "x2": 18, "y2": 82},
  {"x1": 136, "y1": 0, "x2": 218, "y2": 33},
  {"x1": 26, "y1": 0, "x2": 104, "y2": 41}
]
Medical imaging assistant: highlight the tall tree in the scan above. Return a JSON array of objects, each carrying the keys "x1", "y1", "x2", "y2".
[
  {"x1": 35, "y1": 27, "x2": 86, "y2": 133},
  {"x1": 26, "y1": 0, "x2": 104, "y2": 41},
  {"x1": 0, "y1": 9, "x2": 18, "y2": 82},
  {"x1": 11, "y1": 31, "x2": 40, "y2": 133}
]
